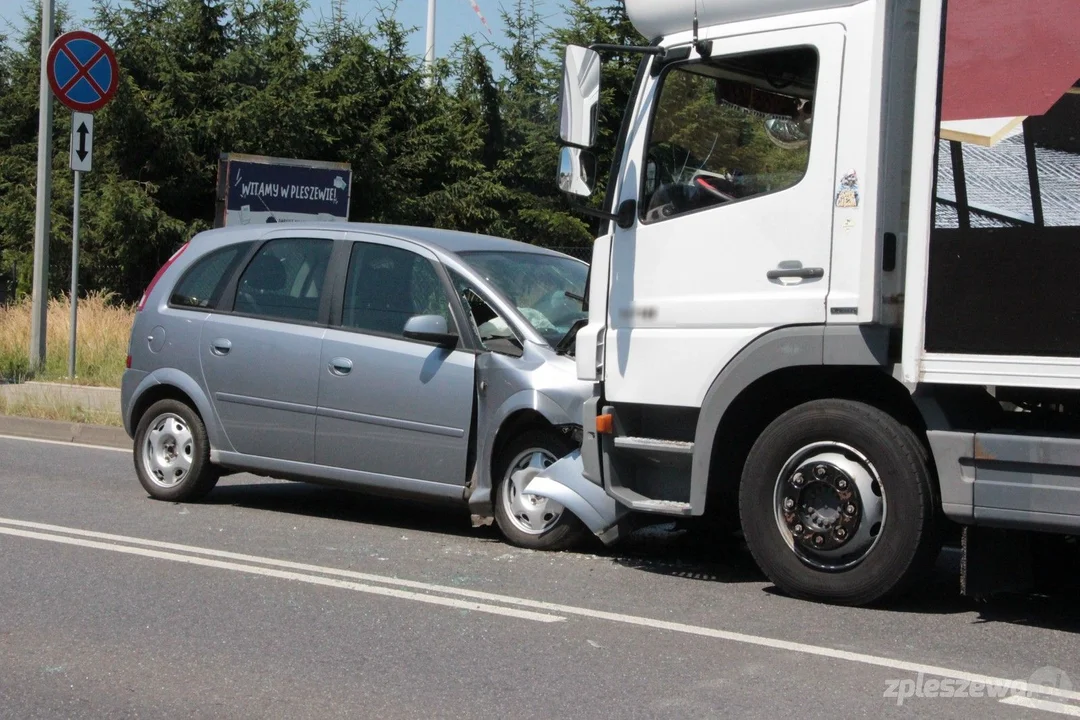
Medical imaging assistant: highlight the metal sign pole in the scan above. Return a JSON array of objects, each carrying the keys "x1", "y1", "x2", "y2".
[
  {"x1": 67, "y1": 112, "x2": 94, "y2": 379},
  {"x1": 31, "y1": 0, "x2": 56, "y2": 370},
  {"x1": 69, "y1": 168, "x2": 81, "y2": 379}
]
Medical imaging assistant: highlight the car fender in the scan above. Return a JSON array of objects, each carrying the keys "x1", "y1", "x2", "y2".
[
  {"x1": 469, "y1": 388, "x2": 577, "y2": 515},
  {"x1": 127, "y1": 368, "x2": 233, "y2": 452},
  {"x1": 518, "y1": 450, "x2": 625, "y2": 544}
]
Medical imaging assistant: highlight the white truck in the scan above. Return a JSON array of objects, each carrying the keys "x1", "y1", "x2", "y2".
[{"x1": 521, "y1": 0, "x2": 1080, "y2": 605}]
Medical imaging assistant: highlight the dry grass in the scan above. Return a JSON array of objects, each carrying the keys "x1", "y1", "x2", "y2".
[
  {"x1": 0, "y1": 393, "x2": 123, "y2": 426},
  {"x1": 0, "y1": 292, "x2": 133, "y2": 387}
]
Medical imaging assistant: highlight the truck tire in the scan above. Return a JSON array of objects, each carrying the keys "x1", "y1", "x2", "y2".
[
  {"x1": 738, "y1": 399, "x2": 940, "y2": 606},
  {"x1": 493, "y1": 428, "x2": 587, "y2": 551}
]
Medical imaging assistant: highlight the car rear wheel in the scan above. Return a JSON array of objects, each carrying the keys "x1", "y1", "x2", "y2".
[
  {"x1": 494, "y1": 428, "x2": 586, "y2": 551},
  {"x1": 134, "y1": 399, "x2": 219, "y2": 502}
]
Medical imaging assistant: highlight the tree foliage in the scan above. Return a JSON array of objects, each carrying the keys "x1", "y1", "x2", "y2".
[{"x1": 0, "y1": 0, "x2": 644, "y2": 302}]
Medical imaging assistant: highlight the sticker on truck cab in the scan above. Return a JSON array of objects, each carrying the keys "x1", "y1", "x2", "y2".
[{"x1": 835, "y1": 169, "x2": 860, "y2": 208}]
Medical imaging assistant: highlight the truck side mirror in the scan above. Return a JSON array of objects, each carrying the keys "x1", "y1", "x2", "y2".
[
  {"x1": 559, "y1": 45, "x2": 600, "y2": 148},
  {"x1": 557, "y1": 146, "x2": 596, "y2": 197}
]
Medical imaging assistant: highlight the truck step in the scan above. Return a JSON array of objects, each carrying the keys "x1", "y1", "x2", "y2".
[
  {"x1": 608, "y1": 486, "x2": 694, "y2": 515},
  {"x1": 613, "y1": 436, "x2": 695, "y2": 455}
]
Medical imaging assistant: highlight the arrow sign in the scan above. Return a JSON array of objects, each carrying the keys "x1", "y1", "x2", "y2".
[
  {"x1": 76, "y1": 122, "x2": 89, "y2": 160},
  {"x1": 70, "y1": 112, "x2": 93, "y2": 173}
]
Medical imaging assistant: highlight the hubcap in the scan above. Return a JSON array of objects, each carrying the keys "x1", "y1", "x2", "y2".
[
  {"x1": 500, "y1": 448, "x2": 567, "y2": 535},
  {"x1": 142, "y1": 413, "x2": 194, "y2": 489},
  {"x1": 773, "y1": 442, "x2": 886, "y2": 571}
]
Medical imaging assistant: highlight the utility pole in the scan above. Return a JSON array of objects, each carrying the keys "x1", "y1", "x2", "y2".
[
  {"x1": 30, "y1": 0, "x2": 56, "y2": 370},
  {"x1": 424, "y1": 0, "x2": 435, "y2": 82}
]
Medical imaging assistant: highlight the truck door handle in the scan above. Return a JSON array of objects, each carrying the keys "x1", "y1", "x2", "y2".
[
  {"x1": 210, "y1": 339, "x2": 232, "y2": 356},
  {"x1": 329, "y1": 357, "x2": 353, "y2": 376},
  {"x1": 767, "y1": 267, "x2": 824, "y2": 280}
]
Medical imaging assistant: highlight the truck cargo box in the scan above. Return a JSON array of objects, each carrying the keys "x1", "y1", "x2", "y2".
[{"x1": 902, "y1": 0, "x2": 1080, "y2": 389}]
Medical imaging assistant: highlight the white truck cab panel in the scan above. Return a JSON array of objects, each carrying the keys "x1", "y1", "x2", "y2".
[{"x1": 602, "y1": 4, "x2": 892, "y2": 406}]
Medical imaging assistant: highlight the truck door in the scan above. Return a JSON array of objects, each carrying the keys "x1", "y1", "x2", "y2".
[{"x1": 605, "y1": 25, "x2": 845, "y2": 407}]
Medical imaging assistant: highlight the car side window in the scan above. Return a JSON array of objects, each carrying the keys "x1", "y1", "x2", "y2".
[
  {"x1": 233, "y1": 237, "x2": 333, "y2": 322},
  {"x1": 342, "y1": 242, "x2": 454, "y2": 338},
  {"x1": 449, "y1": 270, "x2": 522, "y2": 357},
  {"x1": 169, "y1": 242, "x2": 253, "y2": 310},
  {"x1": 641, "y1": 46, "x2": 819, "y2": 223}
]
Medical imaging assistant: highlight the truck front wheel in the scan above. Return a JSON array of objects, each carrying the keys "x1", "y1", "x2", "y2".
[{"x1": 739, "y1": 399, "x2": 940, "y2": 606}]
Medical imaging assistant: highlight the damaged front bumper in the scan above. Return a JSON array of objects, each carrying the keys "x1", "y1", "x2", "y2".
[{"x1": 515, "y1": 450, "x2": 627, "y2": 545}]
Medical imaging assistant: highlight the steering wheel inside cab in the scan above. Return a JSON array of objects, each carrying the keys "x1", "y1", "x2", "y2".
[{"x1": 642, "y1": 144, "x2": 739, "y2": 222}]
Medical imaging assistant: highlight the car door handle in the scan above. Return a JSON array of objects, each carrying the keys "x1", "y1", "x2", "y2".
[
  {"x1": 767, "y1": 267, "x2": 824, "y2": 280},
  {"x1": 328, "y1": 357, "x2": 353, "y2": 376},
  {"x1": 210, "y1": 339, "x2": 232, "y2": 356}
]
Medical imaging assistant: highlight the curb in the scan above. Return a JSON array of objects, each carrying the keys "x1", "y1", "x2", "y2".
[
  {"x1": 0, "y1": 381, "x2": 120, "y2": 414},
  {"x1": 0, "y1": 414, "x2": 131, "y2": 450}
]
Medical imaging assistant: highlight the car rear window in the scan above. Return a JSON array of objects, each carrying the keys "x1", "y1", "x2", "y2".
[{"x1": 169, "y1": 242, "x2": 252, "y2": 310}]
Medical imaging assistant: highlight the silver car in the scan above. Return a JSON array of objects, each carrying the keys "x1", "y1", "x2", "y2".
[{"x1": 121, "y1": 222, "x2": 593, "y2": 550}]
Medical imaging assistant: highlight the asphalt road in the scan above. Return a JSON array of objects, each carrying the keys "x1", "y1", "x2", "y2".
[{"x1": 2, "y1": 434, "x2": 1079, "y2": 719}]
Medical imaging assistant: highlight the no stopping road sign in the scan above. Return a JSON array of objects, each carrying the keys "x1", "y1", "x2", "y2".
[{"x1": 46, "y1": 30, "x2": 119, "y2": 113}]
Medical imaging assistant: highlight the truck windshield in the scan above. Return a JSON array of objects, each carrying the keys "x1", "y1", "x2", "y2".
[{"x1": 457, "y1": 250, "x2": 588, "y2": 348}]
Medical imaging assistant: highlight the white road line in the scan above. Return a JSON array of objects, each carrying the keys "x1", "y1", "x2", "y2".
[
  {"x1": 0, "y1": 434, "x2": 130, "y2": 453},
  {"x1": 0, "y1": 526, "x2": 564, "y2": 624},
  {"x1": 1001, "y1": 696, "x2": 1080, "y2": 716},
  {"x1": 2, "y1": 516, "x2": 1079, "y2": 708}
]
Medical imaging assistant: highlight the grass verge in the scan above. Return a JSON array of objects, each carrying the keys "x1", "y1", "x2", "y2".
[
  {"x1": 0, "y1": 393, "x2": 123, "y2": 427},
  {"x1": 0, "y1": 292, "x2": 133, "y2": 387}
]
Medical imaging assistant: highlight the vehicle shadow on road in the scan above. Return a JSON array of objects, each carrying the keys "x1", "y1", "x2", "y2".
[
  {"x1": 968, "y1": 594, "x2": 1080, "y2": 633},
  {"x1": 757, "y1": 545, "x2": 1080, "y2": 631},
  {"x1": 201, "y1": 479, "x2": 1080, "y2": 631},
  {"x1": 205, "y1": 480, "x2": 765, "y2": 583},
  {"x1": 596, "y1": 521, "x2": 767, "y2": 585},
  {"x1": 605, "y1": 525, "x2": 1080, "y2": 631},
  {"x1": 203, "y1": 479, "x2": 481, "y2": 540}
]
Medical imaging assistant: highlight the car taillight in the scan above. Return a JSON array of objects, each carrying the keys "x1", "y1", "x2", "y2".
[
  {"x1": 126, "y1": 354, "x2": 132, "y2": 368},
  {"x1": 137, "y1": 242, "x2": 189, "y2": 311}
]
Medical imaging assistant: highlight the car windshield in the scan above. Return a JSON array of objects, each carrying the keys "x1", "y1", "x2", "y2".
[{"x1": 458, "y1": 250, "x2": 588, "y2": 348}]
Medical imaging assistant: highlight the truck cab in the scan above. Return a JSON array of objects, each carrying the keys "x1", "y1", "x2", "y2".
[{"x1": 520, "y1": 0, "x2": 1080, "y2": 605}]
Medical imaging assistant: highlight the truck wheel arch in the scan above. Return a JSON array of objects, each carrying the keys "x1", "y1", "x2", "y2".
[{"x1": 692, "y1": 325, "x2": 927, "y2": 517}]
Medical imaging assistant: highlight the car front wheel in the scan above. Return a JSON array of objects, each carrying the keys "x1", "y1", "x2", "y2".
[{"x1": 493, "y1": 428, "x2": 586, "y2": 551}]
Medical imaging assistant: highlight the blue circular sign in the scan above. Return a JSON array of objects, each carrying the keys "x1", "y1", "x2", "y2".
[{"x1": 46, "y1": 30, "x2": 119, "y2": 113}]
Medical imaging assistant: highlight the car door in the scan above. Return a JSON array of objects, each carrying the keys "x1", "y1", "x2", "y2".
[
  {"x1": 200, "y1": 230, "x2": 337, "y2": 463},
  {"x1": 314, "y1": 235, "x2": 476, "y2": 486},
  {"x1": 605, "y1": 26, "x2": 845, "y2": 407}
]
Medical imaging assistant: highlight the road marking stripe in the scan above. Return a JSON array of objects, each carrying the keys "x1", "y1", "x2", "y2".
[
  {"x1": 0, "y1": 526, "x2": 564, "y2": 624},
  {"x1": 1001, "y1": 696, "x2": 1080, "y2": 716},
  {"x1": 0, "y1": 434, "x2": 130, "y2": 453},
  {"x1": 2, "y1": 516, "x2": 1078, "y2": 707}
]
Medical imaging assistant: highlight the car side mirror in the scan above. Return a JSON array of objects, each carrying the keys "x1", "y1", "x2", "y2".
[{"x1": 403, "y1": 314, "x2": 458, "y2": 347}]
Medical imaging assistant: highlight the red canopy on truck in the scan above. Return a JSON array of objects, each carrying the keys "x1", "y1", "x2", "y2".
[{"x1": 941, "y1": 0, "x2": 1080, "y2": 122}]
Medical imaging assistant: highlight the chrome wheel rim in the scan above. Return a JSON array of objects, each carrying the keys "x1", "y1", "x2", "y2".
[
  {"x1": 142, "y1": 413, "x2": 194, "y2": 489},
  {"x1": 500, "y1": 448, "x2": 566, "y2": 535},
  {"x1": 772, "y1": 441, "x2": 887, "y2": 572}
]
